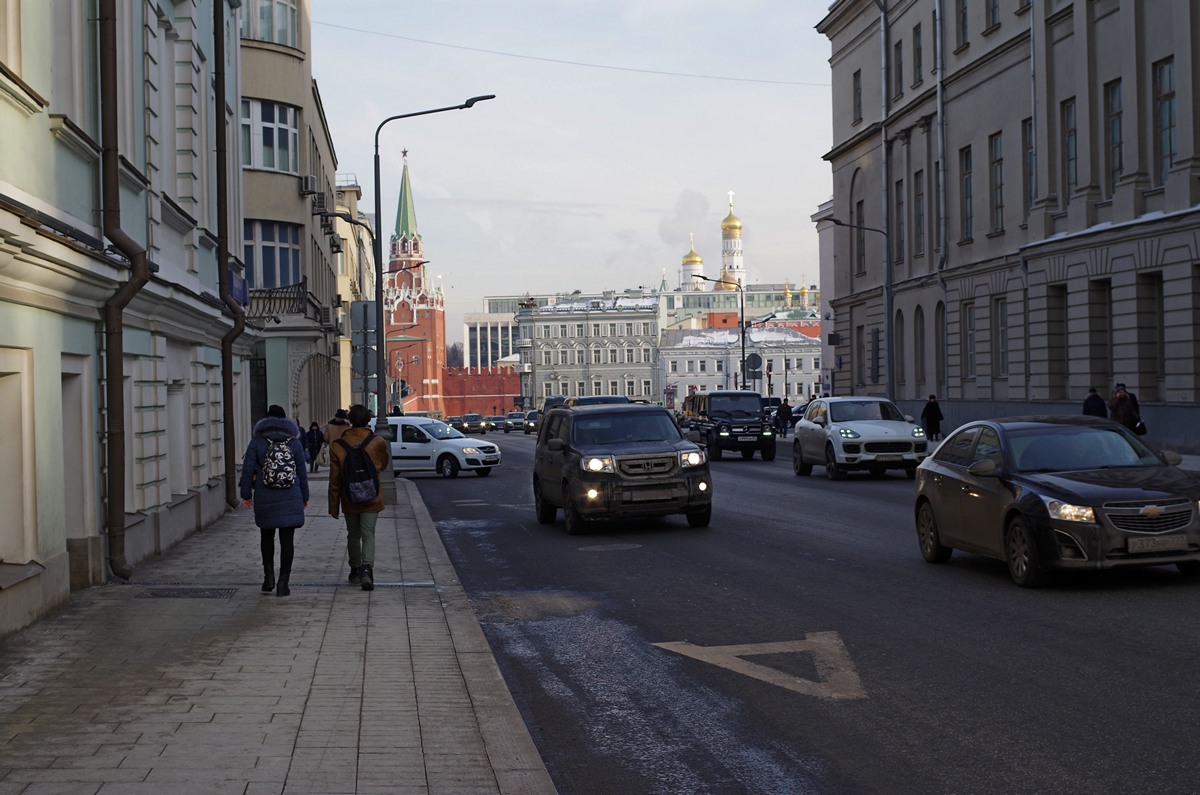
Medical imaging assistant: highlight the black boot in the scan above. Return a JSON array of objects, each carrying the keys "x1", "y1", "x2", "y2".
[
  {"x1": 360, "y1": 565, "x2": 374, "y2": 592},
  {"x1": 348, "y1": 566, "x2": 362, "y2": 585},
  {"x1": 262, "y1": 565, "x2": 275, "y2": 593},
  {"x1": 276, "y1": 571, "x2": 290, "y2": 597}
]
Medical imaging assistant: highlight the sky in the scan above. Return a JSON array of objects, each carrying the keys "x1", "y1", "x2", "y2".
[{"x1": 309, "y1": 1, "x2": 835, "y2": 345}]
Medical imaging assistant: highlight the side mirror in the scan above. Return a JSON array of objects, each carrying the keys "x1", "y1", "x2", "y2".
[
  {"x1": 967, "y1": 459, "x2": 999, "y2": 477},
  {"x1": 904, "y1": 414, "x2": 916, "y2": 423},
  {"x1": 812, "y1": 416, "x2": 826, "y2": 426},
  {"x1": 547, "y1": 438, "x2": 565, "y2": 452},
  {"x1": 1161, "y1": 450, "x2": 1183, "y2": 466}
]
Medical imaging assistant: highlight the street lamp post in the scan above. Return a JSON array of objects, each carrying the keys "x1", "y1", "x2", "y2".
[
  {"x1": 372, "y1": 95, "x2": 495, "y2": 413},
  {"x1": 693, "y1": 274, "x2": 745, "y2": 389},
  {"x1": 829, "y1": 217, "x2": 894, "y2": 398}
]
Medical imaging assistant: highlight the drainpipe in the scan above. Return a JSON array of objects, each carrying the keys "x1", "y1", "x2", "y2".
[
  {"x1": 873, "y1": 0, "x2": 894, "y2": 398},
  {"x1": 213, "y1": 0, "x2": 246, "y2": 508},
  {"x1": 99, "y1": 0, "x2": 148, "y2": 580}
]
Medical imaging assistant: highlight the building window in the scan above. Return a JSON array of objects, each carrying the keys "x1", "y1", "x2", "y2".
[
  {"x1": 992, "y1": 297, "x2": 1008, "y2": 376},
  {"x1": 956, "y1": 0, "x2": 969, "y2": 49},
  {"x1": 985, "y1": 0, "x2": 999, "y2": 29},
  {"x1": 240, "y1": 0, "x2": 299, "y2": 48},
  {"x1": 852, "y1": 69, "x2": 863, "y2": 123},
  {"x1": 0, "y1": 0, "x2": 21, "y2": 74},
  {"x1": 625, "y1": 380, "x2": 635, "y2": 397},
  {"x1": 913, "y1": 170, "x2": 926, "y2": 255},
  {"x1": 1046, "y1": 285, "x2": 1068, "y2": 399},
  {"x1": 240, "y1": 98, "x2": 300, "y2": 174},
  {"x1": 592, "y1": 349, "x2": 602, "y2": 364},
  {"x1": 1022, "y1": 117, "x2": 1036, "y2": 216},
  {"x1": 988, "y1": 132, "x2": 1004, "y2": 233},
  {"x1": 698, "y1": 359, "x2": 707, "y2": 373},
  {"x1": 607, "y1": 349, "x2": 618, "y2": 364},
  {"x1": 1104, "y1": 80, "x2": 1123, "y2": 196},
  {"x1": 894, "y1": 179, "x2": 905, "y2": 261},
  {"x1": 855, "y1": 325, "x2": 866, "y2": 386},
  {"x1": 1061, "y1": 98, "x2": 1077, "y2": 204},
  {"x1": 1138, "y1": 272, "x2": 1166, "y2": 383},
  {"x1": 912, "y1": 25, "x2": 923, "y2": 84},
  {"x1": 854, "y1": 199, "x2": 866, "y2": 274},
  {"x1": 893, "y1": 40, "x2": 904, "y2": 98},
  {"x1": 641, "y1": 380, "x2": 651, "y2": 397},
  {"x1": 243, "y1": 220, "x2": 301, "y2": 288},
  {"x1": 1153, "y1": 58, "x2": 1175, "y2": 187},
  {"x1": 959, "y1": 146, "x2": 973, "y2": 241},
  {"x1": 1089, "y1": 279, "x2": 1113, "y2": 381},
  {"x1": 670, "y1": 360, "x2": 678, "y2": 373},
  {"x1": 963, "y1": 303, "x2": 976, "y2": 378}
]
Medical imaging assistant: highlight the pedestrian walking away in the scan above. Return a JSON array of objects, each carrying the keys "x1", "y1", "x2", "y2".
[
  {"x1": 1108, "y1": 382, "x2": 1144, "y2": 433},
  {"x1": 920, "y1": 395, "x2": 945, "y2": 441},
  {"x1": 1081, "y1": 387, "x2": 1107, "y2": 418},
  {"x1": 328, "y1": 404, "x2": 391, "y2": 591},
  {"x1": 304, "y1": 420, "x2": 324, "y2": 472},
  {"x1": 777, "y1": 398, "x2": 793, "y2": 439},
  {"x1": 239, "y1": 404, "x2": 309, "y2": 597}
]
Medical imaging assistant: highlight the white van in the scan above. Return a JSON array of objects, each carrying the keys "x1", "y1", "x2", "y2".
[{"x1": 378, "y1": 415, "x2": 502, "y2": 478}]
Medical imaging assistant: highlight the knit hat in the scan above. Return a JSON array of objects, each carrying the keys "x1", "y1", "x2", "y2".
[
  {"x1": 1114, "y1": 383, "x2": 1127, "y2": 392},
  {"x1": 335, "y1": 408, "x2": 349, "y2": 419}
]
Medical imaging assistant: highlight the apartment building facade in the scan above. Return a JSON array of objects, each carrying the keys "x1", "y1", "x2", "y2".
[{"x1": 818, "y1": 0, "x2": 1200, "y2": 450}]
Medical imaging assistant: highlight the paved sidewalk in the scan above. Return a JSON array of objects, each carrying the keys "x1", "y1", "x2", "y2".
[{"x1": 0, "y1": 476, "x2": 557, "y2": 795}]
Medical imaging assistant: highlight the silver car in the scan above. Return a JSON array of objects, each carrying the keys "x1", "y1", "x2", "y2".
[{"x1": 792, "y1": 396, "x2": 928, "y2": 480}]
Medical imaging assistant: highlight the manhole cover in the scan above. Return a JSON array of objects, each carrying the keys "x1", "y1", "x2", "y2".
[{"x1": 136, "y1": 588, "x2": 237, "y2": 599}]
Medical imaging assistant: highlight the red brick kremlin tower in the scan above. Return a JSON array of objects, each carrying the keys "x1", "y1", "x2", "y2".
[{"x1": 384, "y1": 152, "x2": 446, "y2": 415}]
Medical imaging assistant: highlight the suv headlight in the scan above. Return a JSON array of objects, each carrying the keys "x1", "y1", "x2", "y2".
[
  {"x1": 679, "y1": 450, "x2": 706, "y2": 468},
  {"x1": 718, "y1": 424, "x2": 731, "y2": 436},
  {"x1": 838, "y1": 427, "x2": 861, "y2": 439},
  {"x1": 1040, "y1": 495, "x2": 1096, "y2": 523},
  {"x1": 911, "y1": 427, "x2": 926, "y2": 438},
  {"x1": 581, "y1": 456, "x2": 615, "y2": 474}
]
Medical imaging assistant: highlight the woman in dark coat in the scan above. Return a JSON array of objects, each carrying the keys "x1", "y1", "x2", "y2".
[
  {"x1": 304, "y1": 421, "x2": 324, "y2": 472},
  {"x1": 239, "y1": 405, "x2": 309, "y2": 596}
]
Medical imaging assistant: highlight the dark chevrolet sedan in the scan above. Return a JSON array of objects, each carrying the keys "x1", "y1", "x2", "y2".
[{"x1": 914, "y1": 416, "x2": 1200, "y2": 587}]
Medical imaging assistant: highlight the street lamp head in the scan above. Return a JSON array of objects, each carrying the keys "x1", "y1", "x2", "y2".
[
  {"x1": 463, "y1": 94, "x2": 496, "y2": 108},
  {"x1": 828, "y1": 218, "x2": 846, "y2": 227}
]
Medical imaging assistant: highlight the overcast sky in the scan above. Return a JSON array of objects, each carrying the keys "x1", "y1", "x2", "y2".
[{"x1": 310, "y1": 1, "x2": 834, "y2": 345}]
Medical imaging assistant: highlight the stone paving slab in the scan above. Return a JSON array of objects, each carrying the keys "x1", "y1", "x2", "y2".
[{"x1": 0, "y1": 478, "x2": 556, "y2": 795}]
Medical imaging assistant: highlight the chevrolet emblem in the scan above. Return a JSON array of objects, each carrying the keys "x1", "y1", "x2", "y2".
[{"x1": 1140, "y1": 505, "x2": 1165, "y2": 518}]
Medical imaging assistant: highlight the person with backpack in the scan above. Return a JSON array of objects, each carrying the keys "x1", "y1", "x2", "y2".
[
  {"x1": 239, "y1": 404, "x2": 309, "y2": 597},
  {"x1": 328, "y1": 404, "x2": 390, "y2": 591}
]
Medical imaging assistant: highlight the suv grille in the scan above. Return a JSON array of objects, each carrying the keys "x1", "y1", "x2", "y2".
[
  {"x1": 1104, "y1": 498, "x2": 1194, "y2": 534},
  {"x1": 617, "y1": 455, "x2": 678, "y2": 477},
  {"x1": 864, "y1": 441, "x2": 912, "y2": 453}
]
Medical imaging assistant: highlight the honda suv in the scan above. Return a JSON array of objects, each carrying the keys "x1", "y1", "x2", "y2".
[
  {"x1": 685, "y1": 390, "x2": 776, "y2": 461},
  {"x1": 533, "y1": 404, "x2": 713, "y2": 534}
]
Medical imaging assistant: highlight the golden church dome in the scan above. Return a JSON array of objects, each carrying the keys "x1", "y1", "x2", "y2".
[
  {"x1": 714, "y1": 267, "x2": 737, "y2": 290},
  {"x1": 720, "y1": 210, "x2": 743, "y2": 232},
  {"x1": 682, "y1": 245, "x2": 703, "y2": 265}
]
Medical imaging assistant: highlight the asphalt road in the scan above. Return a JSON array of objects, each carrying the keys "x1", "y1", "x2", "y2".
[{"x1": 413, "y1": 432, "x2": 1200, "y2": 795}]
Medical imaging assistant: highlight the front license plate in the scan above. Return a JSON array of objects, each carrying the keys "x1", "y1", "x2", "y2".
[
  {"x1": 875, "y1": 454, "x2": 902, "y2": 462},
  {"x1": 738, "y1": 436, "x2": 756, "y2": 442},
  {"x1": 1128, "y1": 534, "x2": 1188, "y2": 553},
  {"x1": 483, "y1": 457, "x2": 500, "y2": 464}
]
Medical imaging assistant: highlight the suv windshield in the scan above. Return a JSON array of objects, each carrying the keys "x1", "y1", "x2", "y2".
[
  {"x1": 829, "y1": 400, "x2": 905, "y2": 423},
  {"x1": 571, "y1": 412, "x2": 682, "y2": 445},
  {"x1": 708, "y1": 394, "x2": 764, "y2": 418},
  {"x1": 416, "y1": 419, "x2": 464, "y2": 439}
]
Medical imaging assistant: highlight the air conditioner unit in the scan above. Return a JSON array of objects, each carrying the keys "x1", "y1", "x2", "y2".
[
  {"x1": 311, "y1": 193, "x2": 327, "y2": 213},
  {"x1": 318, "y1": 306, "x2": 333, "y2": 326},
  {"x1": 299, "y1": 174, "x2": 317, "y2": 195}
]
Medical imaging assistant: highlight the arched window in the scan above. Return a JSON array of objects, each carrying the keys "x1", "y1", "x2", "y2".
[
  {"x1": 895, "y1": 308, "x2": 906, "y2": 391},
  {"x1": 914, "y1": 306, "x2": 927, "y2": 385},
  {"x1": 935, "y1": 302, "x2": 946, "y2": 388}
]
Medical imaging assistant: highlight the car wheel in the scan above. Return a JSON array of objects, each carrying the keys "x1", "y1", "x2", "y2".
[
  {"x1": 741, "y1": 450, "x2": 755, "y2": 460},
  {"x1": 1176, "y1": 561, "x2": 1200, "y2": 578},
  {"x1": 564, "y1": 497, "x2": 585, "y2": 535},
  {"x1": 533, "y1": 479, "x2": 556, "y2": 524},
  {"x1": 1006, "y1": 515, "x2": 1049, "y2": 587},
  {"x1": 437, "y1": 455, "x2": 460, "y2": 479},
  {"x1": 825, "y1": 445, "x2": 846, "y2": 481},
  {"x1": 686, "y1": 505, "x2": 712, "y2": 528},
  {"x1": 793, "y1": 444, "x2": 813, "y2": 476},
  {"x1": 916, "y1": 501, "x2": 952, "y2": 563},
  {"x1": 475, "y1": 467, "x2": 491, "y2": 477},
  {"x1": 761, "y1": 445, "x2": 776, "y2": 462}
]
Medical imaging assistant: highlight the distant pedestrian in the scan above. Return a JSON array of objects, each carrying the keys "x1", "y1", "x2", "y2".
[
  {"x1": 389, "y1": 405, "x2": 403, "y2": 416},
  {"x1": 1108, "y1": 383, "x2": 1143, "y2": 433},
  {"x1": 324, "y1": 408, "x2": 351, "y2": 447},
  {"x1": 304, "y1": 421, "x2": 324, "y2": 472},
  {"x1": 239, "y1": 404, "x2": 309, "y2": 597},
  {"x1": 1081, "y1": 387, "x2": 1107, "y2": 418},
  {"x1": 921, "y1": 395, "x2": 945, "y2": 441},
  {"x1": 328, "y1": 404, "x2": 391, "y2": 591},
  {"x1": 776, "y1": 399, "x2": 793, "y2": 438}
]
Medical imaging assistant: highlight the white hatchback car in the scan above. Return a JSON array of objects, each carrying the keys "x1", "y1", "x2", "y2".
[
  {"x1": 380, "y1": 416, "x2": 502, "y2": 478},
  {"x1": 792, "y1": 396, "x2": 928, "y2": 480}
]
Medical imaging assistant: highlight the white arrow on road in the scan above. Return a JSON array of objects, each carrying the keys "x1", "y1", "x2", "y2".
[{"x1": 654, "y1": 631, "x2": 866, "y2": 701}]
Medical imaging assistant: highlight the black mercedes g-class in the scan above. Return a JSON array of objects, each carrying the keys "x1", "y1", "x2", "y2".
[
  {"x1": 684, "y1": 390, "x2": 776, "y2": 461},
  {"x1": 533, "y1": 404, "x2": 713, "y2": 534}
]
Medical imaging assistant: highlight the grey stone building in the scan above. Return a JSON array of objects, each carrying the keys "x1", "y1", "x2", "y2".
[{"x1": 818, "y1": 0, "x2": 1200, "y2": 450}]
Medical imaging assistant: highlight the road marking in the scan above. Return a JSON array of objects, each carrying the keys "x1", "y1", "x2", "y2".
[{"x1": 654, "y1": 631, "x2": 867, "y2": 701}]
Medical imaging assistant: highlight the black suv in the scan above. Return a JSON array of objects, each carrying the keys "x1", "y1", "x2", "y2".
[
  {"x1": 685, "y1": 390, "x2": 776, "y2": 461},
  {"x1": 533, "y1": 404, "x2": 713, "y2": 534}
]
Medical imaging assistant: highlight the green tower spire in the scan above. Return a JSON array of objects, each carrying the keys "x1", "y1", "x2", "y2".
[{"x1": 393, "y1": 151, "x2": 421, "y2": 241}]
